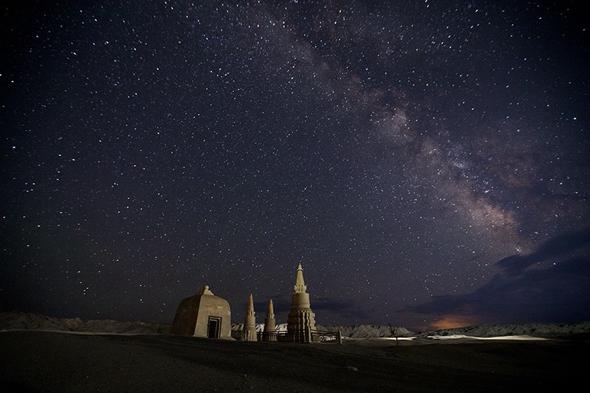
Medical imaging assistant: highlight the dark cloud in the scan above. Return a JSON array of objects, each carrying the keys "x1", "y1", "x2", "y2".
[
  {"x1": 498, "y1": 227, "x2": 590, "y2": 275},
  {"x1": 408, "y1": 228, "x2": 590, "y2": 324}
]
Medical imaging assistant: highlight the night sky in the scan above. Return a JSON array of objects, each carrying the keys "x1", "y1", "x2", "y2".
[{"x1": 1, "y1": 1, "x2": 589, "y2": 330}]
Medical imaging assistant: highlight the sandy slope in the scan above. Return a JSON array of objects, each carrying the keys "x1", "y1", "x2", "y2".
[{"x1": 0, "y1": 331, "x2": 586, "y2": 393}]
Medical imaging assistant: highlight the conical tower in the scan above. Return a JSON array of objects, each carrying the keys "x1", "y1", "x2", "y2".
[
  {"x1": 287, "y1": 263, "x2": 317, "y2": 343},
  {"x1": 263, "y1": 299, "x2": 277, "y2": 342},
  {"x1": 242, "y1": 293, "x2": 257, "y2": 342}
]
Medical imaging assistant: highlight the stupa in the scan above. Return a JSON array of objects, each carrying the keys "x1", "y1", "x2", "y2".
[
  {"x1": 242, "y1": 293, "x2": 257, "y2": 341},
  {"x1": 287, "y1": 263, "x2": 317, "y2": 343},
  {"x1": 263, "y1": 299, "x2": 277, "y2": 342}
]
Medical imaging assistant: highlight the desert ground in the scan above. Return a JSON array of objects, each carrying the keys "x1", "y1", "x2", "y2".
[{"x1": 0, "y1": 330, "x2": 586, "y2": 393}]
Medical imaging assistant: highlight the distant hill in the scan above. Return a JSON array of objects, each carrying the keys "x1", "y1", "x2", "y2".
[
  {"x1": 2, "y1": 314, "x2": 413, "y2": 338},
  {"x1": 424, "y1": 322, "x2": 590, "y2": 338},
  {"x1": 3, "y1": 312, "x2": 589, "y2": 338},
  {"x1": 319, "y1": 324, "x2": 414, "y2": 338},
  {"x1": 230, "y1": 322, "x2": 414, "y2": 338},
  {"x1": 0, "y1": 312, "x2": 169, "y2": 334}
]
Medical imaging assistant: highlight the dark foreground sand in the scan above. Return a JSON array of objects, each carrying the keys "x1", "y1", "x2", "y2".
[{"x1": 0, "y1": 331, "x2": 585, "y2": 393}]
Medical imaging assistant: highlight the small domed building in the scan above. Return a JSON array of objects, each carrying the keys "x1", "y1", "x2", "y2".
[{"x1": 171, "y1": 285, "x2": 232, "y2": 339}]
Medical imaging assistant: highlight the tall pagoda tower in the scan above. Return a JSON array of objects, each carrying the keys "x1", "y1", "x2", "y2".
[
  {"x1": 242, "y1": 293, "x2": 257, "y2": 342},
  {"x1": 287, "y1": 263, "x2": 317, "y2": 343}
]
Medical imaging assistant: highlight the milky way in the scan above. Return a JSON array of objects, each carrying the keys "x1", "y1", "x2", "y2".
[{"x1": 1, "y1": 1, "x2": 589, "y2": 328}]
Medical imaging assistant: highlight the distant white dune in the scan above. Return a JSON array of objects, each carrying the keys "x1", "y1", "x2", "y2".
[
  {"x1": 360, "y1": 335, "x2": 548, "y2": 341},
  {"x1": 427, "y1": 334, "x2": 548, "y2": 341}
]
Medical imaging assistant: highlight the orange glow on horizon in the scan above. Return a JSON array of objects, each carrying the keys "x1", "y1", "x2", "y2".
[{"x1": 431, "y1": 315, "x2": 478, "y2": 330}]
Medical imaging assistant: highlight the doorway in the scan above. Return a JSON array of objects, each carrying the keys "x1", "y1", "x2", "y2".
[{"x1": 207, "y1": 316, "x2": 221, "y2": 339}]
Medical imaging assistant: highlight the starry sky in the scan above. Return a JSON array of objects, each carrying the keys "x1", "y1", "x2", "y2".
[{"x1": 1, "y1": 1, "x2": 589, "y2": 330}]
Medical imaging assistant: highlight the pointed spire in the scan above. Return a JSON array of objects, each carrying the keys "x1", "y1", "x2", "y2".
[
  {"x1": 199, "y1": 284, "x2": 214, "y2": 296},
  {"x1": 247, "y1": 293, "x2": 254, "y2": 312},
  {"x1": 288, "y1": 263, "x2": 317, "y2": 343},
  {"x1": 243, "y1": 293, "x2": 257, "y2": 341},
  {"x1": 263, "y1": 299, "x2": 277, "y2": 341},
  {"x1": 294, "y1": 263, "x2": 307, "y2": 293}
]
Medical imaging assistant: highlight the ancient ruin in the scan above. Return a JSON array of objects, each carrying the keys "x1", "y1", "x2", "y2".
[
  {"x1": 172, "y1": 264, "x2": 319, "y2": 343},
  {"x1": 242, "y1": 293, "x2": 257, "y2": 341},
  {"x1": 171, "y1": 285, "x2": 231, "y2": 339},
  {"x1": 287, "y1": 263, "x2": 318, "y2": 343},
  {"x1": 263, "y1": 299, "x2": 277, "y2": 342}
]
